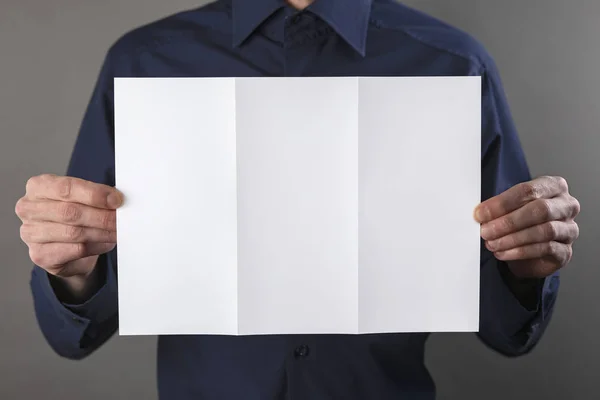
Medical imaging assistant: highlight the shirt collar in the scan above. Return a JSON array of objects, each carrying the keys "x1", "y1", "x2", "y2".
[{"x1": 232, "y1": 0, "x2": 373, "y2": 56}]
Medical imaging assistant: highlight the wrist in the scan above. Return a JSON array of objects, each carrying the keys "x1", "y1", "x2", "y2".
[{"x1": 49, "y1": 256, "x2": 104, "y2": 304}]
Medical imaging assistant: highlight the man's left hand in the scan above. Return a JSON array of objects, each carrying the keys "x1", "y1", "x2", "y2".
[{"x1": 475, "y1": 176, "x2": 580, "y2": 279}]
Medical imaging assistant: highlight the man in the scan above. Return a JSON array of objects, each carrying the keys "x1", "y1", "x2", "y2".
[{"x1": 15, "y1": 0, "x2": 581, "y2": 399}]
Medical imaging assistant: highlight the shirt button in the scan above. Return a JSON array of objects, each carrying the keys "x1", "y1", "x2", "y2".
[{"x1": 294, "y1": 345, "x2": 310, "y2": 358}]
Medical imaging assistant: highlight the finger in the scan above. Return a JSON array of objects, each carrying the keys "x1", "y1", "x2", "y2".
[
  {"x1": 475, "y1": 176, "x2": 568, "y2": 223},
  {"x1": 26, "y1": 174, "x2": 122, "y2": 209},
  {"x1": 18, "y1": 199, "x2": 116, "y2": 230},
  {"x1": 480, "y1": 196, "x2": 575, "y2": 241},
  {"x1": 494, "y1": 241, "x2": 572, "y2": 265},
  {"x1": 20, "y1": 222, "x2": 117, "y2": 244},
  {"x1": 29, "y1": 242, "x2": 116, "y2": 269},
  {"x1": 506, "y1": 258, "x2": 563, "y2": 279},
  {"x1": 569, "y1": 195, "x2": 582, "y2": 219},
  {"x1": 486, "y1": 221, "x2": 579, "y2": 252}
]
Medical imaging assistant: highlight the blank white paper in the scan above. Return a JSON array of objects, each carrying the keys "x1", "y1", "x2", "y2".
[
  {"x1": 235, "y1": 78, "x2": 359, "y2": 335},
  {"x1": 114, "y1": 78, "x2": 239, "y2": 335},
  {"x1": 358, "y1": 77, "x2": 481, "y2": 333},
  {"x1": 114, "y1": 76, "x2": 481, "y2": 336}
]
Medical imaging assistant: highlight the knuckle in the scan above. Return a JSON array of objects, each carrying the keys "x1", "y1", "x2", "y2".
[
  {"x1": 40, "y1": 173, "x2": 56, "y2": 180},
  {"x1": 546, "y1": 242, "x2": 559, "y2": 257},
  {"x1": 65, "y1": 225, "x2": 85, "y2": 241},
  {"x1": 100, "y1": 211, "x2": 115, "y2": 230},
  {"x1": 566, "y1": 245, "x2": 573, "y2": 262},
  {"x1": 555, "y1": 176, "x2": 569, "y2": 192},
  {"x1": 572, "y1": 222, "x2": 580, "y2": 240},
  {"x1": 73, "y1": 242, "x2": 87, "y2": 259},
  {"x1": 570, "y1": 197, "x2": 581, "y2": 218},
  {"x1": 508, "y1": 235, "x2": 520, "y2": 248},
  {"x1": 14, "y1": 197, "x2": 28, "y2": 218},
  {"x1": 60, "y1": 204, "x2": 81, "y2": 223},
  {"x1": 19, "y1": 224, "x2": 31, "y2": 242},
  {"x1": 101, "y1": 229, "x2": 115, "y2": 242},
  {"x1": 29, "y1": 247, "x2": 47, "y2": 267},
  {"x1": 90, "y1": 188, "x2": 108, "y2": 208},
  {"x1": 500, "y1": 217, "x2": 516, "y2": 232},
  {"x1": 544, "y1": 221, "x2": 559, "y2": 240},
  {"x1": 533, "y1": 199, "x2": 552, "y2": 220},
  {"x1": 56, "y1": 177, "x2": 73, "y2": 199},
  {"x1": 521, "y1": 182, "x2": 542, "y2": 201},
  {"x1": 25, "y1": 175, "x2": 41, "y2": 194}
]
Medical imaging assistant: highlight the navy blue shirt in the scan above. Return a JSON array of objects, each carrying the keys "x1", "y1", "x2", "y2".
[{"x1": 30, "y1": 1, "x2": 560, "y2": 399}]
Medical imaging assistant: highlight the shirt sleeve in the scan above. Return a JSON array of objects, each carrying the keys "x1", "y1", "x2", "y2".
[
  {"x1": 29, "y1": 48, "x2": 119, "y2": 360},
  {"x1": 476, "y1": 60, "x2": 560, "y2": 356}
]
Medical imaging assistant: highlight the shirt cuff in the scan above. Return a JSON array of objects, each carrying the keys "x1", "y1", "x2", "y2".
[
  {"x1": 479, "y1": 253, "x2": 559, "y2": 353},
  {"x1": 32, "y1": 252, "x2": 118, "y2": 328}
]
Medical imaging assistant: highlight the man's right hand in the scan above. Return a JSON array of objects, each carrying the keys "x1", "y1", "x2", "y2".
[{"x1": 15, "y1": 174, "x2": 122, "y2": 300}]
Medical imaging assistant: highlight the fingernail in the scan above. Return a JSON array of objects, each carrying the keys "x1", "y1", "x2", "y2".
[
  {"x1": 474, "y1": 206, "x2": 487, "y2": 223},
  {"x1": 107, "y1": 192, "x2": 122, "y2": 208},
  {"x1": 486, "y1": 240, "x2": 497, "y2": 251}
]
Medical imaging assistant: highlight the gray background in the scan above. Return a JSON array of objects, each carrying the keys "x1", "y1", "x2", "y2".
[{"x1": 1, "y1": 0, "x2": 598, "y2": 399}]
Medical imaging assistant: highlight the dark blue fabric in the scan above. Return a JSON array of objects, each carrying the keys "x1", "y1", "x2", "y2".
[{"x1": 30, "y1": 1, "x2": 559, "y2": 398}]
